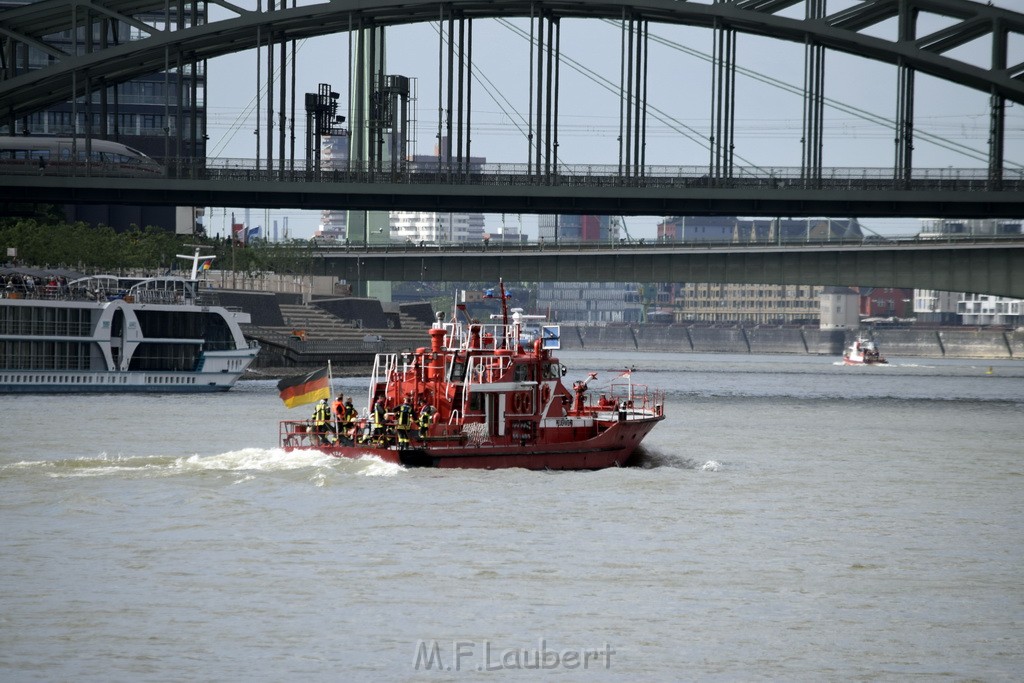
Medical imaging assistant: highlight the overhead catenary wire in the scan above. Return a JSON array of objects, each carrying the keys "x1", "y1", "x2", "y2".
[
  {"x1": 207, "y1": 20, "x2": 1019, "y2": 173},
  {"x1": 494, "y1": 18, "x2": 757, "y2": 171},
  {"x1": 208, "y1": 38, "x2": 311, "y2": 158},
  {"x1": 617, "y1": 19, "x2": 1023, "y2": 171},
  {"x1": 438, "y1": 17, "x2": 1020, "y2": 172}
]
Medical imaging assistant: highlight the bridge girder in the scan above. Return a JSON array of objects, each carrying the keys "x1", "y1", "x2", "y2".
[
  {"x1": 312, "y1": 241, "x2": 1024, "y2": 299},
  {"x1": 2, "y1": 172, "x2": 1022, "y2": 219},
  {"x1": 3, "y1": 0, "x2": 1024, "y2": 124}
]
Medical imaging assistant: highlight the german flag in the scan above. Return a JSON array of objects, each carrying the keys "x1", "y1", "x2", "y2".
[{"x1": 277, "y1": 367, "x2": 330, "y2": 408}]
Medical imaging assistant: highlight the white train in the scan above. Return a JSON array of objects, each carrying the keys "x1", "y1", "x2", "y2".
[{"x1": 0, "y1": 135, "x2": 165, "y2": 177}]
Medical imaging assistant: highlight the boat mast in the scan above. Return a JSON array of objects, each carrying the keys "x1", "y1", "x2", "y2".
[
  {"x1": 498, "y1": 278, "x2": 509, "y2": 328},
  {"x1": 176, "y1": 246, "x2": 215, "y2": 282}
]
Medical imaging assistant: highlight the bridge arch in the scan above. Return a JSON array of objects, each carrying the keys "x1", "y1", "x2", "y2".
[{"x1": 3, "y1": 0, "x2": 1024, "y2": 120}]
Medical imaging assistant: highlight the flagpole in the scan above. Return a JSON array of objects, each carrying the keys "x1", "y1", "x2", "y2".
[{"x1": 328, "y1": 360, "x2": 336, "y2": 437}]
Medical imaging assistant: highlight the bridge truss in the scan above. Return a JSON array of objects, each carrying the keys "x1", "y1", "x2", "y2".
[{"x1": 3, "y1": 0, "x2": 1024, "y2": 190}]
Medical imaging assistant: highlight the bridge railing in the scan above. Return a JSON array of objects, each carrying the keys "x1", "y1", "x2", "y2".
[
  {"x1": 203, "y1": 158, "x2": 1008, "y2": 181},
  {"x1": 305, "y1": 233, "x2": 1024, "y2": 255},
  {"x1": 10, "y1": 152, "x2": 1022, "y2": 192},
  {"x1": 190, "y1": 161, "x2": 1020, "y2": 193}
]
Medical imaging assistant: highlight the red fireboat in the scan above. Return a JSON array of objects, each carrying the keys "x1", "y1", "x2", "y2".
[{"x1": 278, "y1": 283, "x2": 665, "y2": 470}]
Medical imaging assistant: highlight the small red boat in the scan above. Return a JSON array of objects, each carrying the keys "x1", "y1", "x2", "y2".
[
  {"x1": 842, "y1": 336, "x2": 888, "y2": 365},
  {"x1": 279, "y1": 283, "x2": 665, "y2": 470}
]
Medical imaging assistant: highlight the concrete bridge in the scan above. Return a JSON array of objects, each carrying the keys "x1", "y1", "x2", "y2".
[
  {"x1": 307, "y1": 236, "x2": 1024, "y2": 299},
  {"x1": 3, "y1": 162, "x2": 1024, "y2": 219},
  {"x1": 4, "y1": 0, "x2": 1024, "y2": 218}
]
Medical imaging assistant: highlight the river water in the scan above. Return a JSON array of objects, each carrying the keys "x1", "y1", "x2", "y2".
[{"x1": 2, "y1": 351, "x2": 1022, "y2": 682}]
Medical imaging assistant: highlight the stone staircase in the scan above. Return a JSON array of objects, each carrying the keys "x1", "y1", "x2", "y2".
[
  {"x1": 245, "y1": 303, "x2": 432, "y2": 366},
  {"x1": 277, "y1": 303, "x2": 355, "y2": 340}
]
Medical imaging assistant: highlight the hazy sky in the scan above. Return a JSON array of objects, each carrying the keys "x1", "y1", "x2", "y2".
[{"x1": 203, "y1": 0, "x2": 1024, "y2": 239}]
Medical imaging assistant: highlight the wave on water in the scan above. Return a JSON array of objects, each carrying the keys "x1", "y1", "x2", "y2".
[
  {"x1": 629, "y1": 445, "x2": 722, "y2": 471},
  {"x1": 2, "y1": 448, "x2": 405, "y2": 480}
]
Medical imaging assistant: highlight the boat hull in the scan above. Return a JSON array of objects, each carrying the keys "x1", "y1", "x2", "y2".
[
  {"x1": 284, "y1": 416, "x2": 663, "y2": 470},
  {"x1": 0, "y1": 348, "x2": 258, "y2": 393},
  {"x1": 0, "y1": 372, "x2": 241, "y2": 393},
  {"x1": 1, "y1": 283, "x2": 258, "y2": 393}
]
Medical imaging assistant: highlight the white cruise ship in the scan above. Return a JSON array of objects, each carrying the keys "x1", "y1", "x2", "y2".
[{"x1": 1, "y1": 252, "x2": 259, "y2": 393}]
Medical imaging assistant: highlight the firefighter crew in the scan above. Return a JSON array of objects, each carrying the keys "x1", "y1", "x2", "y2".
[
  {"x1": 395, "y1": 397, "x2": 415, "y2": 449},
  {"x1": 339, "y1": 397, "x2": 358, "y2": 444},
  {"x1": 417, "y1": 405, "x2": 435, "y2": 441},
  {"x1": 312, "y1": 398, "x2": 334, "y2": 445},
  {"x1": 371, "y1": 397, "x2": 387, "y2": 443},
  {"x1": 331, "y1": 394, "x2": 345, "y2": 437}
]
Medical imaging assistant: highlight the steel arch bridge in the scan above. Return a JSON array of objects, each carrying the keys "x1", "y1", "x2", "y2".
[{"x1": 3, "y1": 0, "x2": 1024, "y2": 184}]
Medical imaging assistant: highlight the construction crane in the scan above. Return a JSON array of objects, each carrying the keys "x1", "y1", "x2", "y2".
[{"x1": 617, "y1": 216, "x2": 634, "y2": 244}]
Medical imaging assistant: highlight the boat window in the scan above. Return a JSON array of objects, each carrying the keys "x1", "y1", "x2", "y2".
[
  {"x1": 449, "y1": 359, "x2": 467, "y2": 382},
  {"x1": 513, "y1": 363, "x2": 532, "y2": 382},
  {"x1": 543, "y1": 362, "x2": 565, "y2": 379}
]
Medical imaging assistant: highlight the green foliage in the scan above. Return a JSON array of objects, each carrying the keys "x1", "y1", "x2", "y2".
[
  {"x1": 0, "y1": 218, "x2": 185, "y2": 271},
  {"x1": 207, "y1": 238, "x2": 318, "y2": 276},
  {"x1": 0, "y1": 218, "x2": 324, "y2": 275}
]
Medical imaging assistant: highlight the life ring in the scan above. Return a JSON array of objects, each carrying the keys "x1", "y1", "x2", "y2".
[
  {"x1": 513, "y1": 391, "x2": 532, "y2": 413},
  {"x1": 540, "y1": 384, "x2": 551, "y2": 405}
]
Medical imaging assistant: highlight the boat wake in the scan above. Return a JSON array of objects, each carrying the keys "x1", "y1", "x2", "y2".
[
  {"x1": 629, "y1": 445, "x2": 722, "y2": 471},
  {"x1": 3, "y1": 449, "x2": 405, "y2": 480}
]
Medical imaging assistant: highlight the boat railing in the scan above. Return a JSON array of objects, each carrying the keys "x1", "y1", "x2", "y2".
[
  {"x1": 2, "y1": 284, "x2": 72, "y2": 300},
  {"x1": 132, "y1": 288, "x2": 185, "y2": 304},
  {"x1": 600, "y1": 382, "x2": 665, "y2": 418},
  {"x1": 3, "y1": 278, "x2": 123, "y2": 302},
  {"x1": 370, "y1": 352, "x2": 400, "y2": 397},
  {"x1": 0, "y1": 274, "x2": 205, "y2": 306},
  {"x1": 129, "y1": 277, "x2": 198, "y2": 305},
  {"x1": 280, "y1": 419, "x2": 315, "y2": 447},
  {"x1": 465, "y1": 354, "x2": 511, "y2": 386},
  {"x1": 442, "y1": 320, "x2": 533, "y2": 353}
]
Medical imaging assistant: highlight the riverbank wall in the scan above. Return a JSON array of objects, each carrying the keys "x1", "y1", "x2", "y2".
[
  {"x1": 558, "y1": 325, "x2": 1023, "y2": 359},
  {"x1": 232, "y1": 289, "x2": 1022, "y2": 374}
]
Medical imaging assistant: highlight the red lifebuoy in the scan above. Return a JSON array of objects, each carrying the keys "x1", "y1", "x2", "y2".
[
  {"x1": 512, "y1": 391, "x2": 532, "y2": 413},
  {"x1": 540, "y1": 384, "x2": 551, "y2": 405}
]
